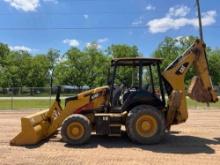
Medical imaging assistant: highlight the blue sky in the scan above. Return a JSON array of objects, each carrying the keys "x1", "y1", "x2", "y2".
[{"x1": 0, "y1": 0, "x2": 220, "y2": 56}]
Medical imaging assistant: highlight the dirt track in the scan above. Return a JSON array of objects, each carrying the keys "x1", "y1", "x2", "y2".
[{"x1": 0, "y1": 110, "x2": 220, "y2": 165}]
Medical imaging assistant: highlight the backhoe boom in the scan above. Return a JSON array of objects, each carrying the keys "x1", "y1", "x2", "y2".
[{"x1": 162, "y1": 39, "x2": 218, "y2": 127}]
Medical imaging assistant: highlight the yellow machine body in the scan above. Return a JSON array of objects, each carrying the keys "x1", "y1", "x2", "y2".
[{"x1": 10, "y1": 86, "x2": 108, "y2": 145}]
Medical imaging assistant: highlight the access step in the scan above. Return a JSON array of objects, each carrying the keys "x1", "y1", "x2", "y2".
[{"x1": 95, "y1": 113, "x2": 122, "y2": 135}]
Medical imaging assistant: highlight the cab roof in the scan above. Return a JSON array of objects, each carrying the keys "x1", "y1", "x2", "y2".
[{"x1": 111, "y1": 57, "x2": 163, "y2": 66}]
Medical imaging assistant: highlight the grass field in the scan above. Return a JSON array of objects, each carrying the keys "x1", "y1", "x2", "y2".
[
  {"x1": 187, "y1": 98, "x2": 220, "y2": 109},
  {"x1": 0, "y1": 98, "x2": 219, "y2": 110},
  {"x1": 0, "y1": 99, "x2": 52, "y2": 110}
]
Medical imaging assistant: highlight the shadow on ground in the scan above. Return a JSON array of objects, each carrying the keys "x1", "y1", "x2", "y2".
[
  {"x1": 62, "y1": 133, "x2": 220, "y2": 154},
  {"x1": 18, "y1": 132, "x2": 220, "y2": 155}
]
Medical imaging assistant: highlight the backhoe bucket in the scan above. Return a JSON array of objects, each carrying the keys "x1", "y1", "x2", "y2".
[
  {"x1": 188, "y1": 76, "x2": 218, "y2": 103},
  {"x1": 10, "y1": 109, "x2": 50, "y2": 146}
]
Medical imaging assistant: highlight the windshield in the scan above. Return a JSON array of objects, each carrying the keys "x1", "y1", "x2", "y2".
[{"x1": 114, "y1": 66, "x2": 138, "y2": 87}]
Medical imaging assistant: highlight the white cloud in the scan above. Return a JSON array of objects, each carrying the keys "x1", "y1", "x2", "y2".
[
  {"x1": 200, "y1": 10, "x2": 217, "y2": 26},
  {"x1": 85, "y1": 38, "x2": 108, "y2": 49},
  {"x1": 9, "y1": 45, "x2": 33, "y2": 52},
  {"x1": 174, "y1": 36, "x2": 190, "y2": 46},
  {"x1": 147, "y1": 7, "x2": 217, "y2": 34},
  {"x1": 97, "y1": 37, "x2": 108, "y2": 43},
  {"x1": 86, "y1": 42, "x2": 101, "y2": 49},
  {"x1": 167, "y1": 5, "x2": 190, "y2": 17},
  {"x1": 145, "y1": 4, "x2": 156, "y2": 11},
  {"x1": 83, "y1": 14, "x2": 89, "y2": 19},
  {"x1": 4, "y1": 0, "x2": 40, "y2": 12},
  {"x1": 4, "y1": 0, "x2": 58, "y2": 12},
  {"x1": 63, "y1": 39, "x2": 80, "y2": 47}
]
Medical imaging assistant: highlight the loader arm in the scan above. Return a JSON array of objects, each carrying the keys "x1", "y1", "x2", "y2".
[
  {"x1": 162, "y1": 39, "x2": 218, "y2": 127},
  {"x1": 10, "y1": 86, "x2": 108, "y2": 146}
]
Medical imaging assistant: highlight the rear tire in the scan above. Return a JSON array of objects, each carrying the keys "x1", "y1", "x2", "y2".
[
  {"x1": 126, "y1": 105, "x2": 165, "y2": 144},
  {"x1": 61, "y1": 114, "x2": 91, "y2": 145}
]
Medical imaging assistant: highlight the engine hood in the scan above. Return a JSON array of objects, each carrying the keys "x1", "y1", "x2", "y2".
[{"x1": 77, "y1": 86, "x2": 109, "y2": 99}]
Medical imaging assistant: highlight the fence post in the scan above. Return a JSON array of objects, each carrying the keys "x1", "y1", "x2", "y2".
[
  {"x1": 49, "y1": 86, "x2": 52, "y2": 107},
  {"x1": 11, "y1": 87, "x2": 13, "y2": 110}
]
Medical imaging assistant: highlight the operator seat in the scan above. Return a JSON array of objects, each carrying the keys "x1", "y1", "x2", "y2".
[{"x1": 111, "y1": 84, "x2": 124, "y2": 107}]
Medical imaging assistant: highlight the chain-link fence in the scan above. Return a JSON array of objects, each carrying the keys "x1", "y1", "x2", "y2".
[
  {"x1": 0, "y1": 86, "x2": 219, "y2": 110},
  {"x1": 0, "y1": 86, "x2": 88, "y2": 110}
]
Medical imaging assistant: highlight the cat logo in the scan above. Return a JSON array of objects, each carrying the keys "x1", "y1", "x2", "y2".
[
  {"x1": 91, "y1": 92, "x2": 101, "y2": 100},
  {"x1": 176, "y1": 63, "x2": 189, "y2": 75}
]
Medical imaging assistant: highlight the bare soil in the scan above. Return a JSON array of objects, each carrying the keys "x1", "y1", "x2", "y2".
[{"x1": 0, "y1": 110, "x2": 220, "y2": 165}]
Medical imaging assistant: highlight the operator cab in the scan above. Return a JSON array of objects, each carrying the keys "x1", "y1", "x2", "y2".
[{"x1": 108, "y1": 57, "x2": 166, "y2": 112}]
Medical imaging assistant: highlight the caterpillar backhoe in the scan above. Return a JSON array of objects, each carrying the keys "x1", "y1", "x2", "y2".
[{"x1": 10, "y1": 39, "x2": 218, "y2": 146}]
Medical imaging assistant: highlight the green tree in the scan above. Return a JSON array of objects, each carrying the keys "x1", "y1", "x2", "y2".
[
  {"x1": 26, "y1": 55, "x2": 50, "y2": 88},
  {"x1": 107, "y1": 44, "x2": 141, "y2": 86},
  {"x1": 208, "y1": 49, "x2": 220, "y2": 85},
  {"x1": 154, "y1": 37, "x2": 179, "y2": 70},
  {"x1": 4, "y1": 51, "x2": 31, "y2": 93},
  {"x1": 107, "y1": 44, "x2": 139, "y2": 58},
  {"x1": 84, "y1": 46, "x2": 110, "y2": 88},
  {"x1": 0, "y1": 43, "x2": 10, "y2": 87},
  {"x1": 0, "y1": 43, "x2": 10, "y2": 58},
  {"x1": 0, "y1": 43, "x2": 10, "y2": 66},
  {"x1": 55, "y1": 46, "x2": 110, "y2": 89},
  {"x1": 55, "y1": 48, "x2": 87, "y2": 88}
]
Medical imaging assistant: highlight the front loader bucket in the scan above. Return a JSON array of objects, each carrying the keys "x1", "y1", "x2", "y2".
[
  {"x1": 10, "y1": 109, "x2": 50, "y2": 146},
  {"x1": 188, "y1": 76, "x2": 218, "y2": 103}
]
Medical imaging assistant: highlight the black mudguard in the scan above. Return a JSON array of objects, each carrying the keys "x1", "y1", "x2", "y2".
[{"x1": 121, "y1": 90, "x2": 164, "y2": 111}]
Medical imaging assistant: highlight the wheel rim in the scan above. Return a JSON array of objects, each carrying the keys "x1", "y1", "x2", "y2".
[
  {"x1": 135, "y1": 115, "x2": 158, "y2": 137},
  {"x1": 67, "y1": 122, "x2": 85, "y2": 140}
]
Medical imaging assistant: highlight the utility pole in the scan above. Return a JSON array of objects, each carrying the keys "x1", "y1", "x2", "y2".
[
  {"x1": 196, "y1": 0, "x2": 210, "y2": 107},
  {"x1": 196, "y1": 0, "x2": 203, "y2": 41}
]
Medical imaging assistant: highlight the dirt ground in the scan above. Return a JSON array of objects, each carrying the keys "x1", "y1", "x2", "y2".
[{"x1": 0, "y1": 110, "x2": 220, "y2": 165}]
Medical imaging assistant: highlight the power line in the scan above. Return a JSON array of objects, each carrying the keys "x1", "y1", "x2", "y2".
[
  {"x1": 56, "y1": 0, "x2": 121, "y2": 1},
  {"x1": 0, "y1": 25, "x2": 219, "y2": 31},
  {"x1": 0, "y1": 26, "x2": 147, "y2": 30},
  {"x1": 0, "y1": 10, "x2": 202, "y2": 16},
  {"x1": 0, "y1": 10, "x2": 168, "y2": 16}
]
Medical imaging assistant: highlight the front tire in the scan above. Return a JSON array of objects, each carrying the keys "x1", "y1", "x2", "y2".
[
  {"x1": 126, "y1": 105, "x2": 165, "y2": 144},
  {"x1": 61, "y1": 114, "x2": 91, "y2": 145}
]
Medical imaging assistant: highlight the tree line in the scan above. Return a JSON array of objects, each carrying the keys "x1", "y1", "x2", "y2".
[
  {"x1": 0, "y1": 36, "x2": 219, "y2": 92},
  {"x1": 0, "y1": 42, "x2": 139, "y2": 90}
]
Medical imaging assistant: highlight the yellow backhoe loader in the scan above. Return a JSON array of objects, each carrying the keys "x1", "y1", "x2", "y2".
[{"x1": 10, "y1": 39, "x2": 218, "y2": 146}]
